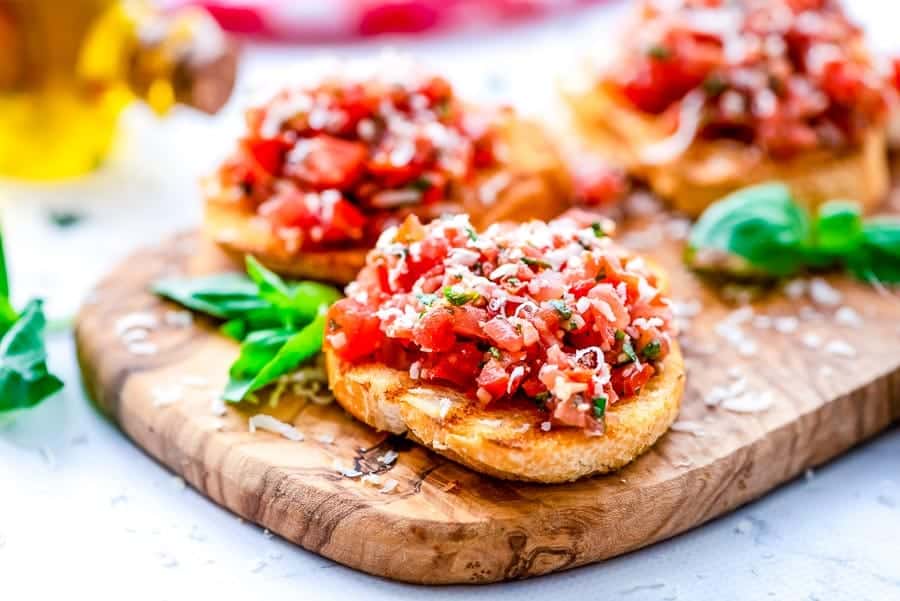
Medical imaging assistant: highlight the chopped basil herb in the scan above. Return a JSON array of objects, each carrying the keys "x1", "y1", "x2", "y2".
[
  {"x1": 506, "y1": 277, "x2": 520, "y2": 286},
  {"x1": 641, "y1": 339, "x2": 662, "y2": 360},
  {"x1": 549, "y1": 299, "x2": 572, "y2": 320},
  {"x1": 702, "y1": 74, "x2": 727, "y2": 96},
  {"x1": 533, "y1": 391, "x2": 550, "y2": 407},
  {"x1": 434, "y1": 98, "x2": 452, "y2": 118},
  {"x1": 617, "y1": 337, "x2": 638, "y2": 365},
  {"x1": 591, "y1": 222, "x2": 607, "y2": 238},
  {"x1": 48, "y1": 210, "x2": 84, "y2": 229},
  {"x1": 416, "y1": 292, "x2": 438, "y2": 307},
  {"x1": 410, "y1": 177, "x2": 433, "y2": 192},
  {"x1": 465, "y1": 227, "x2": 478, "y2": 241},
  {"x1": 647, "y1": 45, "x2": 671, "y2": 60},
  {"x1": 443, "y1": 286, "x2": 479, "y2": 306},
  {"x1": 521, "y1": 257, "x2": 551, "y2": 269},
  {"x1": 614, "y1": 329, "x2": 626, "y2": 341},
  {"x1": 489, "y1": 346, "x2": 502, "y2": 360},
  {"x1": 593, "y1": 396, "x2": 608, "y2": 419}
]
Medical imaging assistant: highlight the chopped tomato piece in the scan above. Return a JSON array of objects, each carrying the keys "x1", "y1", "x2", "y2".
[
  {"x1": 328, "y1": 299, "x2": 383, "y2": 361},
  {"x1": 483, "y1": 317, "x2": 523, "y2": 352},
  {"x1": 285, "y1": 135, "x2": 368, "y2": 190},
  {"x1": 611, "y1": 363, "x2": 655, "y2": 398},
  {"x1": 476, "y1": 359, "x2": 509, "y2": 402},
  {"x1": 422, "y1": 342, "x2": 483, "y2": 388}
]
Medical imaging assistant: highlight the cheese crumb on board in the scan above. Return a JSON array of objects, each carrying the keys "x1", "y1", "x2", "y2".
[
  {"x1": 248, "y1": 414, "x2": 304, "y2": 441},
  {"x1": 151, "y1": 384, "x2": 183, "y2": 407},
  {"x1": 834, "y1": 306, "x2": 863, "y2": 328},
  {"x1": 824, "y1": 339, "x2": 857, "y2": 358},
  {"x1": 380, "y1": 478, "x2": 400, "y2": 494},
  {"x1": 809, "y1": 278, "x2": 842, "y2": 307},
  {"x1": 115, "y1": 312, "x2": 159, "y2": 336},
  {"x1": 377, "y1": 450, "x2": 399, "y2": 465}
]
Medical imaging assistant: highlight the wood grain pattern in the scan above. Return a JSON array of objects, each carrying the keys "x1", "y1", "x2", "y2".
[{"x1": 75, "y1": 227, "x2": 900, "y2": 585}]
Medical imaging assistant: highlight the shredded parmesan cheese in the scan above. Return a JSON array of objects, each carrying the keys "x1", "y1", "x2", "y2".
[{"x1": 248, "y1": 414, "x2": 304, "y2": 441}]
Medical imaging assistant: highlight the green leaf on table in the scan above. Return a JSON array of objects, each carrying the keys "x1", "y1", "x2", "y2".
[
  {"x1": 223, "y1": 311, "x2": 328, "y2": 402},
  {"x1": 0, "y1": 300, "x2": 64, "y2": 412},
  {"x1": 154, "y1": 258, "x2": 341, "y2": 404},
  {"x1": 245, "y1": 256, "x2": 340, "y2": 328},
  {"x1": 153, "y1": 273, "x2": 271, "y2": 319},
  {"x1": 227, "y1": 329, "x2": 294, "y2": 385},
  {"x1": 847, "y1": 219, "x2": 900, "y2": 284},
  {"x1": 813, "y1": 201, "x2": 863, "y2": 257},
  {"x1": 0, "y1": 297, "x2": 17, "y2": 337},
  {"x1": 687, "y1": 182, "x2": 812, "y2": 278}
]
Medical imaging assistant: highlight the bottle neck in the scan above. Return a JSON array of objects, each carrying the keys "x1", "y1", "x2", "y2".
[{"x1": 79, "y1": 1, "x2": 237, "y2": 115}]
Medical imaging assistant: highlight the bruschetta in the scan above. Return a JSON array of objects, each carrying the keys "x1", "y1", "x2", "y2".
[
  {"x1": 563, "y1": 0, "x2": 890, "y2": 216},
  {"x1": 324, "y1": 211, "x2": 684, "y2": 482},
  {"x1": 205, "y1": 56, "x2": 571, "y2": 283}
]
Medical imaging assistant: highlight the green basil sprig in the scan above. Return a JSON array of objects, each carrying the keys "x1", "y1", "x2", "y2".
[
  {"x1": 686, "y1": 182, "x2": 900, "y2": 283},
  {"x1": 154, "y1": 256, "x2": 340, "y2": 402},
  {"x1": 0, "y1": 228, "x2": 63, "y2": 414}
]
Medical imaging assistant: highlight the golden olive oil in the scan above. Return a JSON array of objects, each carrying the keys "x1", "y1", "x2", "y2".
[{"x1": 0, "y1": 0, "x2": 235, "y2": 180}]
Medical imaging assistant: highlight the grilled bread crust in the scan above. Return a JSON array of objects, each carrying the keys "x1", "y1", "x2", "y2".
[
  {"x1": 325, "y1": 342, "x2": 684, "y2": 483},
  {"x1": 564, "y1": 83, "x2": 889, "y2": 216}
]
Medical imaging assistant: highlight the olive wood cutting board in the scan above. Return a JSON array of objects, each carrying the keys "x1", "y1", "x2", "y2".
[{"x1": 75, "y1": 221, "x2": 900, "y2": 584}]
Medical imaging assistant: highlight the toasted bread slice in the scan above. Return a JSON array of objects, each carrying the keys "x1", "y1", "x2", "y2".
[
  {"x1": 564, "y1": 82, "x2": 889, "y2": 217},
  {"x1": 205, "y1": 115, "x2": 571, "y2": 284},
  {"x1": 325, "y1": 341, "x2": 684, "y2": 483}
]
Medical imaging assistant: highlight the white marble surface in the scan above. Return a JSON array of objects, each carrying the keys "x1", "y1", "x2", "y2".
[{"x1": 1, "y1": 3, "x2": 899, "y2": 599}]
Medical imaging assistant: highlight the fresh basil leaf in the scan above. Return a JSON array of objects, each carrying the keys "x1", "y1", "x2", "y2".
[
  {"x1": 220, "y1": 319, "x2": 248, "y2": 341},
  {"x1": 0, "y1": 224, "x2": 8, "y2": 300},
  {"x1": 153, "y1": 273, "x2": 269, "y2": 319},
  {"x1": 245, "y1": 255, "x2": 291, "y2": 305},
  {"x1": 814, "y1": 201, "x2": 863, "y2": 257},
  {"x1": 284, "y1": 281, "x2": 342, "y2": 326},
  {"x1": 0, "y1": 300, "x2": 63, "y2": 412},
  {"x1": 228, "y1": 328, "x2": 294, "y2": 388},
  {"x1": 0, "y1": 297, "x2": 17, "y2": 337},
  {"x1": 687, "y1": 182, "x2": 811, "y2": 278},
  {"x1": 847, "y1": 219, "x2": 900, "y2": 284},
  {"x1": 245, "y1": 256, "x2": 340, "y2": 328},
  {"x1": 223, "y1": 311, "x2": 327, "y2": 402}
]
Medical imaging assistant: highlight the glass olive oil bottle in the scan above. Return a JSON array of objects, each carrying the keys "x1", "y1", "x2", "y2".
[{"x1": 0, "y1": 0, "x2": 237, "y2": 180}]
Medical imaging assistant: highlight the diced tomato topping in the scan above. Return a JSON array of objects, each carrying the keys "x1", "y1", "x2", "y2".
[
  {"x1": 212, "y1": 63, "x2": 503, "y2": 251},
  {"x1": 605, "y1": 0, "x2": 887, "y2": 157},
  {"x1": 327, "y1": 214, "x2": 674, "y2": 436}
]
